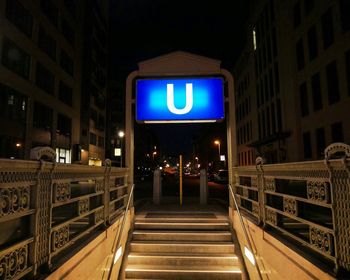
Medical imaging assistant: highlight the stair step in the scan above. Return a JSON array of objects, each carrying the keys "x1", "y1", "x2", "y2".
[
  {"x1": 130, "y1": 241, "x2": 235, "y2": 254},
  {"x1": 144, "y1": 211, "x2": 217, "y2": 218},
  {"x1": 134, "y1": 222, "x2": 229, "y2": 230},
  {"x1": 135, "y1": 217, "x2": 229, "y2": 223},
  {"x1": 125, "y1": 265, "x2": 242, "y2": 280},
  {"x1": 128, "y1": 253, "x2": 239, "y2": 266},
  {"x1": 132, "y1": 230, "x2": 232, "y2": 241}
]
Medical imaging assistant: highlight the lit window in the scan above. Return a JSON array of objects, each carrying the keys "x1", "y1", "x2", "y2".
[
  {"x1": 56, "y1": 148, "x2": 71, "y2": 163},
  {"x1": 253, "y1": 27, "x2": 256, "y2": 51},
  {"x1": 253, "y1": 28, "x2": 257, "y2": 50},
  {"x1": 8, "y1": 95, "x2": 14, "y2": 105}
]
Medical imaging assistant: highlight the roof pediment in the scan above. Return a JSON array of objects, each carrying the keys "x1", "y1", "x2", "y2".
[{"x1": 137, "y1": 51, "x2": 221, "y2": 75}]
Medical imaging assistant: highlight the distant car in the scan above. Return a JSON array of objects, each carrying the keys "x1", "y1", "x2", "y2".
[{"x1": 213, "y1": 169, "x2": 228, "y2": 184}]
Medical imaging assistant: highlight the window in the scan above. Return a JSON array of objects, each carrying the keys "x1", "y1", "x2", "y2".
[
  {"x1": 272, "y1": 27, "x2": 277, "y2": 57},
  {"x1": 57, "y1": 114, "x2": 71, "y2": 135},
  {"x1": 316, "y1": 127, "x2": 326, "y2": 158},
  {"x1": 36, "y1": 63, "x2": 55, "y2": 95},
  {"x1": 299, "y1": 82, "x2": 309, "y2": 117},
  {"x1": 303, "y1": 132, "x2": 312, "y2": 159},
  {"x1": 271, "y1": 103, "x2": 276, "y2": 134},
  {"x1": 346, "y1": 50, "x2": 350, "y2": 96},
  {"x1": 95, "y1": 93, "x2": 106, "y2": 110},
  {"x1": 33, "y1": 102, "x2": 53, "y2": 130},
  {"x1": 274, "y1": 62, "x2": 280, "y2": 94},
  {"x1": 0, "y1": 135, "x2": 25, "y2": 159},
  {"x1": 0, "y1": 83, "x2": 27, "y2": 123},
  {"x1": 269, "y1": 0, "x2": 275, "y2": 21},
  {"x1": 307, "y1": 26, "x2": 318, "y2": 61},
  {"x1": 269, "y1": 69, "x2": 274, "y2": 98},
  {"x1": 97, "y1": 114, "x2": 105, "y2": 131},
  {"x1": 60, "y1": 50, "x2": 74, "y2": 76},
  {"x1": 293, "y1": 1, "x2": 301, "y2": 27},
  {"x1": 1, "y1": 38, "x2": 30, "y2": 79},
  {"x1": 89, "y1": 132, "x2": 97, "y2": 146},
  {"x1": 38, "y1": 26, "x2": 56, "y2": 60},
  {"x1": 339, "y1": 0, "x2": 350, "y2": 33},
  {"x1": 98, "y1": 136, "x2": 104, "y2": 148},
  {"x1": 276, "y1": 98, "x2": 282, "y2": 132},
  {"x1": 267, "y1": 35, "x2": 272, "y2": 64},
  {"x1": 304, "y1": 0, "x2": 314, "y2": 16},
  {"x1": 90, "y1": 109, "x2": 98, "y2": 124},
  {"x1": 326, "y1": 61, "x2": 340, "y2": 105},
  {"x1": 266, "y1": 106, "x2": 271, "y2": 136},
  {"x1": 264, "y1": 75, "x2": 269, "y2": 102},
  {"x1": 321, "y1": 8, "x2": 334, "y2": 49},
  {"x1": 258, "y1": 113, "x2": 262, "y2": 139},
  {"x1": 253, "y1": 28, "x2": 257, "y2": 50},
  {"x1": 331, "y1": 122, "x2": 344, "y2": 142},
  {"x1": 6, "y1": 0, "x2": 33, "y2": 37},
  {"x1": 56, "y1": 148, "x2": 71, "y2": 163},
  {"x1": 296, "y1": 39, "x2": 305, "y2": 70},
  {"x1": 40, "y1": 0, "x2": 58, "y2": 26},
  {"x1": 59, "y1": 81, "x2": 73, "y2": 106},
  {"x1": 311, "y1": 73, "x2": 322, "y2": 111},
  {"x1": 262, "y1": 110, "x2": 266, "y2": 138},
  {"x1": 61, "y1": 19, "x2": 75, "y2": 46}
]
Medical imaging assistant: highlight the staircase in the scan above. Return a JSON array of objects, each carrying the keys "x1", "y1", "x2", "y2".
[{"x1": 121, "y1": 210, "x2": 245, "y2": 280}]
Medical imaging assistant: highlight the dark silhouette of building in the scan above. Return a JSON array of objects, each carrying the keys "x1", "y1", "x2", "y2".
[{"x1": 234, "y1": 0, "x2": 350, "y2": 165}]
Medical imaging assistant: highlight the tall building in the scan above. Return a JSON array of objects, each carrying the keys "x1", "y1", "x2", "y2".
[
  {"x1": 0, "y1": 0, "x2": 113, "y2": 165},
  {"x1": 106, "y1": 80, "x2": 125, "y2": 166},
  {"x1": 0, "y1": 0, "x2": 82, "y2": 163},
  {"x1": 234, "y1": 0, "x2": 350, "y2": 165},
  {"x1": 79, "y1": 0, "x2": 109, "y2": 166}
]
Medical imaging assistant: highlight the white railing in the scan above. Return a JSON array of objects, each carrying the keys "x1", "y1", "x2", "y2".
[
  {"x1": 232, "y1": 143, "x2": 350, "y2": 276},
  {"x1": 0, "y1": 148, "x2": 131, "y2": 280}
]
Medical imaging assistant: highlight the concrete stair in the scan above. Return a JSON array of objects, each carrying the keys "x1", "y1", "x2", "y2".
[{"x1": 121, "y1": 211, "x2": 244, "y2": 280}]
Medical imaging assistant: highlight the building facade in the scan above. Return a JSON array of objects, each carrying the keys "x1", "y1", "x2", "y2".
[
  {"x1": 0, "y1": 0, "x2": 115, "y2": 165},
  {"x1": 80, "y1": 0, "x2": 109, "y2": 166},
  {"x1": 0, "y1": 0, "x2": 82, "y2": 163},
  {"x1": 234, "y1": 0, "x2": 350, "y2": 165}
]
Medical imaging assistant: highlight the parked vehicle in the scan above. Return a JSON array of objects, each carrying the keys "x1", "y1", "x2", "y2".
[{"x1": 213, "y1": 169, "x2": 228, "y2": 184}]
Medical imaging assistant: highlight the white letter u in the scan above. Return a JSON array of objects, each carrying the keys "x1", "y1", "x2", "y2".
[{"x1": 166, "y1": 83, "x2": 193, "y2": 115}]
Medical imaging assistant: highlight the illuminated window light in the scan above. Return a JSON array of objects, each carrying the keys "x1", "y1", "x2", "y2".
[
  {"x1": 253, "y1": 28, "x2": 257, "y2": 50},
  {"x1": 244, "y1": 246, "x2": 255, "y2": 265},
  {"x1": 113, "y1": 246, "x2": 123, "y2": 264}
]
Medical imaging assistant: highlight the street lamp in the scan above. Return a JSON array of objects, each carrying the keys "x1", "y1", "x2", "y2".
[
  {"x1": 118, "y1": 131, "x2": 124, "y2": 167},
  {"x1": 214, "y1": 140, "x2": 221, "y2": 160}
]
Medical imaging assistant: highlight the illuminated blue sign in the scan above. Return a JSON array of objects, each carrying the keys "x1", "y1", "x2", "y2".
[{"x1": 136, "y1": 77, "x2": 224, "y2": 123}]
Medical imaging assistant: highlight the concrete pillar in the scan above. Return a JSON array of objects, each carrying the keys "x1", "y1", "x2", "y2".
[
  {"x1": 153, "y1": 169, "x2": 162, "y2": 204},
  {"x1": 200, "y1": 169, "x2": 208, "y2": 204}
]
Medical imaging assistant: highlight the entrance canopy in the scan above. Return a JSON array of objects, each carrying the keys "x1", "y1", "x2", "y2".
[{"x1": 125, "y1": 51, "x2": 237, "y2": 184}]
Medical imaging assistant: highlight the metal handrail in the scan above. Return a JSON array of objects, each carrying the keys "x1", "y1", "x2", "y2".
[
  {"x1": 229, "y1": 184, "x2": 263, "y2": 280},
  {"x1": 105, "y1": 184, "x2": 135, "y2": 280}
]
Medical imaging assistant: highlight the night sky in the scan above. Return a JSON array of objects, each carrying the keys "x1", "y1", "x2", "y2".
[
  {"x1": 111, "y1": 0, "x2": 250, "y2": 78},
  {"x1": 110, "y1": 0, "x2": 250, "y2": 157}
]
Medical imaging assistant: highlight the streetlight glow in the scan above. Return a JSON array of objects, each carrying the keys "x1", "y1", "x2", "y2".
[
  {"x1": 118, "y1": 131, "x2": 125, "y2": 167},
  {"x1": 118, "y1": 131, "x2": 125, "y2": 138},
  {"x1": 214, "y1": 140, "x2": 221, "y2": 160}
]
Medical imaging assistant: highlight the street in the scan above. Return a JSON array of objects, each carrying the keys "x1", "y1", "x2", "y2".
[{"x1": 134, "y1": 174, "x2": 229, "y2": 205}]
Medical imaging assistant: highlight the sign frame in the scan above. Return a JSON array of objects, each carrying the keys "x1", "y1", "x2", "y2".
[{"x1": 135, "y1": 75, "x2": 225, "y2": 124}]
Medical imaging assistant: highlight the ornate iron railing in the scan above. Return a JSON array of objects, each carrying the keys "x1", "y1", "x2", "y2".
[
  {"x1": 0, "y1": 148, "x2": 131, "y2": 280},
  {"x1": 232, "y1": 143, "x2": 350, "y2": 276}
]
